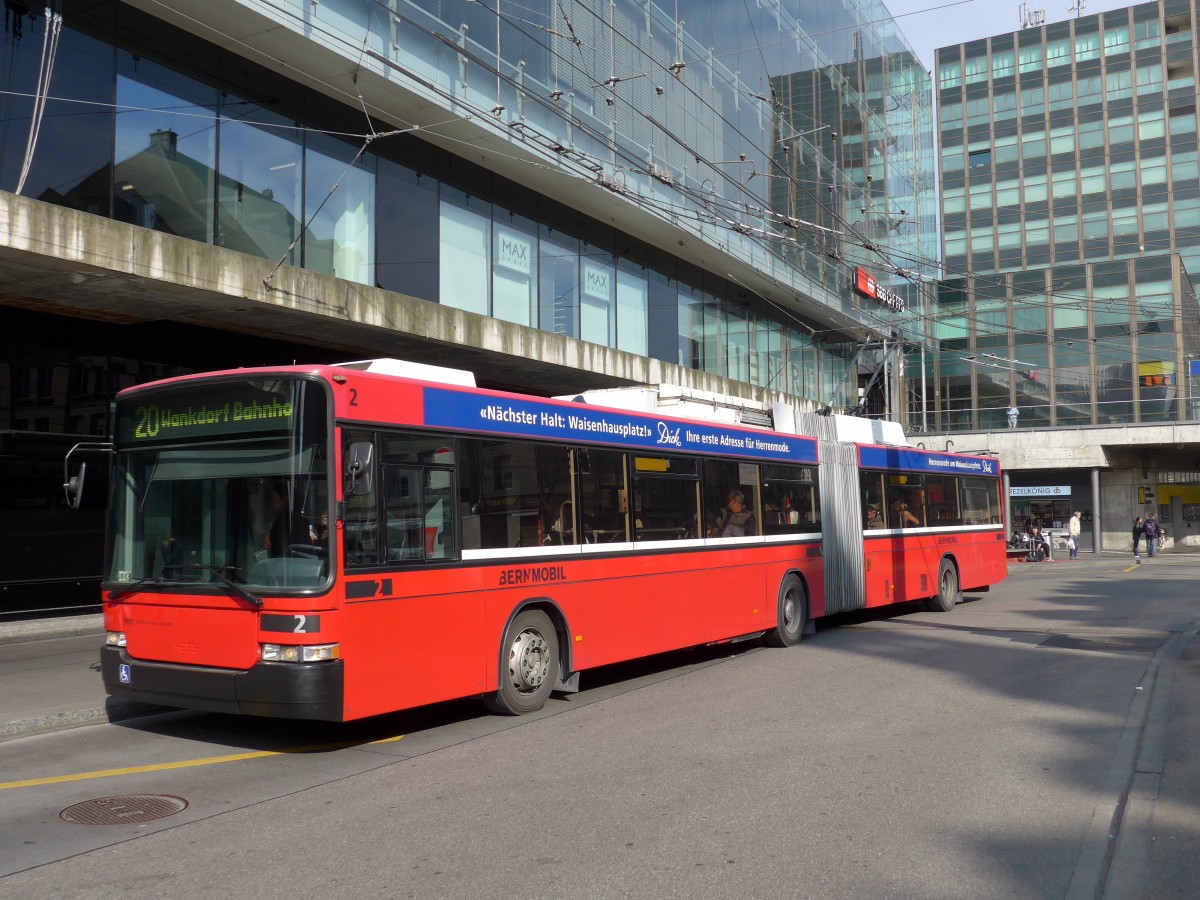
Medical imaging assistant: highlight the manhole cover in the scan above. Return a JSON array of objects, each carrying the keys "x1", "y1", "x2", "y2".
[{"x1": 60, "y1": 795, "x2": 188, "y2": 825}]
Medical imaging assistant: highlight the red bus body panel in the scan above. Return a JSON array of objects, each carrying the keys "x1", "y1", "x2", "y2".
[
  {"x1": 338, "y1": 546, "x2": 824, "y2": 720},
  {"x1": 862, "y1": 531, "x2": 1006, "y2": 607},
  {"x1": 105, "y1": 590, "x2": 342, "y2": 669}
]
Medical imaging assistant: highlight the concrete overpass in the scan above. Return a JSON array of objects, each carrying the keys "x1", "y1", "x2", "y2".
[
  {"x1": 910, "y1": 422, "x2": 1200, "y2": 551},
  {"x1": 0, "y1": 191, "x2": 808, "y2": 408}
]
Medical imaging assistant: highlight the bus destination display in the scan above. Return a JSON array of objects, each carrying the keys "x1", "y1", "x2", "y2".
[{"x1": 116, "y1": 385, "x2": 296, "y2": 443}]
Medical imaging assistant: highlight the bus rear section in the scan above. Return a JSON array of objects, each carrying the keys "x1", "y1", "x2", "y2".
[{"x1": 853, "y1": 444, "x2": 1006, "y2": 613}]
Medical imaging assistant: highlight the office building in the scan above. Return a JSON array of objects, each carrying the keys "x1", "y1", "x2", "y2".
[
  {"x1": 933, "y1": 0, "x2": 1200, "y2": 550},
  {"x1": 934, "y1": 0, "x2": 1200, "y2": 431}
]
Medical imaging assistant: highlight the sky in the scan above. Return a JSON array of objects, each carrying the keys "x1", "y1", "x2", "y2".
[{"x1": 883, "y1": 0, "x2": 1139, "y2": 73}]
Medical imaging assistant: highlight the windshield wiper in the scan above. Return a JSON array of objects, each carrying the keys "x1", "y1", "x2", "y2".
[
  {"x1": 183, "y1": 563, "x2": 263, "y2": 608},
  {"x1": 107, "y1": 577, "x2": 181, "y2": 602}
]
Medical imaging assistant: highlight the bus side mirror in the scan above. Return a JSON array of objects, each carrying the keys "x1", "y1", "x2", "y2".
[
  {"x1": 62, "y1": 441, "x2": 113, "y2": 510},
  {"x1": 344, "y1": 442, "x2": 374, "y2": 496},
  {"x1": 64, "y1": 463, "x2": 87, "y2": 509}
]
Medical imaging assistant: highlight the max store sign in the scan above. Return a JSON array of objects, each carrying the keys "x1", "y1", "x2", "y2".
[{"x1": 853, "y1": 267, "x2": 905, "y2": 312}]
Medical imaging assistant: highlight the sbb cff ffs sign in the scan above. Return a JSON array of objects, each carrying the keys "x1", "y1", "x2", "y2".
[{"x1": 853, "y1": 267, "x2": 905, "y2": 312}]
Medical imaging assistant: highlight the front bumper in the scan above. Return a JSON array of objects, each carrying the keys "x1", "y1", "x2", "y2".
[{"x1": 101, "y1": 646, "x2": 344, "y2": 721}]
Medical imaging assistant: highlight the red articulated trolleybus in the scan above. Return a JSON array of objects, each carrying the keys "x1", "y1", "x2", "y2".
[{"x1": 86, "y1": 359, "x2": 1007, "y2": 721}]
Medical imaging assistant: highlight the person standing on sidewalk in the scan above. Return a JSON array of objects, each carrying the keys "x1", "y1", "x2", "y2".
[
  {"x1": 1068, "y1": 510, "x2": 1082, "y2": 560},
  {"x1": 1006, "y1": 405, "x2": 1019, "y2": 429},
  {"x1": 1144, "y1": 513, "x2": 1158, "y2": 557},
  {"x1": 1132, "y1": 516, "x2": 1145, "y2": 559}
]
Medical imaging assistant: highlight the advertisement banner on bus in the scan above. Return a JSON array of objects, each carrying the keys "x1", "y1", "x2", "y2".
[
  {"x1": 423, "y1": 387, "x2": 818, "y2": 463},
  {"x1": 859, "y1": 446, "x2": 997, "y2": 476}
]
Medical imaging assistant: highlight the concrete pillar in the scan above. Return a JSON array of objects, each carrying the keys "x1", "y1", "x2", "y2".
[{"x1": 1003, "y1": 470, "x2": 1011, "y2": 538}]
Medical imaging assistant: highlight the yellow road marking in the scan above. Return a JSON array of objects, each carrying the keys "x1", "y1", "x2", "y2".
[
  {"x1": 0, "y1": 734, "x2": 404, "y2": 791},
  {"x1": 1123, "y1": 563, "x2": 1142, "y2": 573}
]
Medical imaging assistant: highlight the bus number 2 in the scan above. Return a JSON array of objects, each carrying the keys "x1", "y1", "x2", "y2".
[{"x1": 260, "y1": 613, "x2": 320, "y2": 635}]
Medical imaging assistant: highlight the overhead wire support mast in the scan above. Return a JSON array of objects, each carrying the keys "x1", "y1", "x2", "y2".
[
  {"x1": 15, "y1": 4, "x2": 63, "y2": 195},
  {"x1": 596, "y1": 0, "x2": 645, "y2": 104},
  {"x1": 261, "y1": 125, "x2": 415, "y2": 289},
  {"x1": 848, "y1": 342, "x2": 901, "y2": 417}
]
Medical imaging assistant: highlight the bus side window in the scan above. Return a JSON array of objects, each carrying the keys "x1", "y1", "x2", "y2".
[
  {"x1": 859, "y1": 471, "x2": 885, "y2": 529},
  {"x1": 632, "y1": 457, "x2": 700, "y2": 541},
  {"x1": 760, "y1": 464, "x2": 815, "y2": 534},
  {"x1": 424, "y1": 468, "x2": 454, "y2": 559},
  {"x1": 924, "y1": 476, "x2": 962, "y2": 526},
  {"x1": 456, "y1": 438, "x2": 572, "y2": 549},
  {"x1": 577, "y1": 449, "x2": 627, "y2": 542},
  {"x1": 383, "y1": 465, "x2": 423, "y2": 561},
  {"x1": 702, "y1": 459, "x2": 760, "y2": 538}
]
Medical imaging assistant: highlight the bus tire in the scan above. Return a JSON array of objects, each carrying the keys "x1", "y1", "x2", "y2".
[
  {"x1": 484, "y1": 609, "x2": 559, "y2": 715},
  {"x1": 764, "y1": 574, "x2": 806, "y2": 647},
  {"x1": 927, "y1": 558, "x2": 960, "y2": 613}
]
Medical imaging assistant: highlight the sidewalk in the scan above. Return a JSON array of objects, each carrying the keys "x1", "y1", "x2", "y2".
[
  {"x1": 0, "y1": 614, "x2": 161, "y2": 740},
  {"x1": 1007, "y1": 540, "x2": 1200, "y2": 564}
]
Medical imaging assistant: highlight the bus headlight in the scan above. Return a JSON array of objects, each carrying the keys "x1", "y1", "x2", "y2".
[
  {"x1": 261, "y1": 643, "x2": 339, "y2": 663},
  {"x1": 105, "y1": 631, "x2": 127, "y2": 647}
]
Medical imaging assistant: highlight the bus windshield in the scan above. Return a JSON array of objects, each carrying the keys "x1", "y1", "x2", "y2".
[{"x1": 106, "y1": 376, "x2": 331, "y2": 593}]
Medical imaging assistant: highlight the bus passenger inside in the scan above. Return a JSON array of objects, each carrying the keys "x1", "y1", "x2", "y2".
[
  {"x1": 890, "y1": 496, "x2": 920, "y2": 528},
  {"x1": 161, "y1": 533, "x2": 184, "y2": 578},
  {"x1": 865, "y1": 504, "x2": 884, "y2": 530},
  {"x1": 266, "y1": 483, "x2": 306, "y2": 557},
  {"x1": 546, "y1": 500, "x2": 578, "y2": 544},
  {"x1": 708, "y1": 490, "x2": 756, "y2": 537},
  {"x1": 907, "y1": 488, "x2": 927, "y2": 526},
  {"x1": 310, "y1": 512, "x2": 330, "y2": 544}
]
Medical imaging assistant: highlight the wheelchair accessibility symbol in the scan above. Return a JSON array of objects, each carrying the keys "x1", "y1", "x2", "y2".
[{"x1": 119, "y1": 664, "x2": 131, "y2": 684}]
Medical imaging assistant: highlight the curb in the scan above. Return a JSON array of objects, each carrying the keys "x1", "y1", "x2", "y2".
[
  {"x1": 1006, "y1": 551, "x2": 1200, "y2": 565},
  {"x1": 1101, "y1": 630, "x2": 1198, "y2": 898},
  {"x1": 0, "y1": 615, "x2": 170, "y2": 740},
  {"x1": 0, "y1": 697, "x2": 167, "y2": 741},
  {"x1": 0, "y1": 614, "x2": 104, "y2": 645}
]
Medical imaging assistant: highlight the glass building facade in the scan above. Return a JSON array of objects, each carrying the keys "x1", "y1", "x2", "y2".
[
  {"x1": 932, "y1": 0, "x2": 1200, "y2": 429},
  {"x1": 925, "y1": 257, "x2": 1200, "y2": 429},
  {"x1": 0, "y1": 0, "x2": 935, "y2": 411}
]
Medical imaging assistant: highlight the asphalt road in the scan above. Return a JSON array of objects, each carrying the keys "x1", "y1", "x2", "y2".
[{"x1": 1, "y1": 556, "x2": 1198, "y2": 898}]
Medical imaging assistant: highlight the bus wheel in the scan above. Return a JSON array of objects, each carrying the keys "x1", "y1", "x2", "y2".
[
  {"x1": 927, "y1": 559, "x2": 960, "y2": 613},
  {"x1": 765, "y1": 574, "x2": 806, "y2": 647},
  {"x1": 485, "y1": 609, "x2": 559, "y2": 715}
]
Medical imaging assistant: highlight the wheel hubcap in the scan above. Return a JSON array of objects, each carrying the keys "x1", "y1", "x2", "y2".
[
  {"x1": 507, "y1": 629, "x2": 549, "y2": 693},
  {"x1": 782, "y1": 593, "x2": 797, "y2": 631}
]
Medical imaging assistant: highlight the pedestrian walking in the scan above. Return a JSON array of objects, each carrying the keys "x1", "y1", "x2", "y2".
[
  {"x1": 1006, "y1": 405, "x2": 1019, "y2": 429},
  {"x1": 1132, "y1": 515, "x2": 1145, "y2": 559},
  {"x1": 1144, "y1": 513, "x2": 1158, "y2": 557},
  {"x1": 1068, "y1": 510, "x2": 1081, "y2": 560}
]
